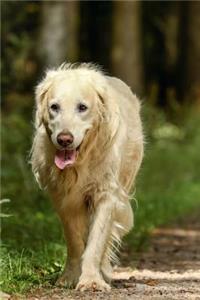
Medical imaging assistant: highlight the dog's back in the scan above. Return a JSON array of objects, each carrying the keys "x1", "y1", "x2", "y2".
[{"x1": 106, "y1": 76, "x2": 143, "y2": 192}]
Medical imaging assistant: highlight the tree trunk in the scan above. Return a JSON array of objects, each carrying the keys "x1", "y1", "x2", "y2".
[
  {"x1": 111, "y1": 1, "x2": 143, "y2": 95},
  {"x1": 186, "y1": 2, "x2": 200, "y2": 103},
  {"x1": 163, "y1": 4, "x2": 180, "y2": 77},
  {"x1": 38, "y1": 1, "x2": 79, "y2": 67},
  {"x1": 162, "y1": 3, "x2": 181, "y2": 107}
]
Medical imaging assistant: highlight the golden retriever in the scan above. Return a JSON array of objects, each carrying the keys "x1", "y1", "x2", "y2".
[{"x1": 31, "y1": 63, "x2": 143, "y2": 291}]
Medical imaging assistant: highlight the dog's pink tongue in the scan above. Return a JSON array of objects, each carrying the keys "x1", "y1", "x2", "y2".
[{"x1": 55, "y1": 149, "x2": 76, "y2": 170}]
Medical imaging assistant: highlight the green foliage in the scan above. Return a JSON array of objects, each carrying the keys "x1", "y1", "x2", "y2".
[
  {"x1": 1, "y1": 106, "x2": 200, "y2": 294},
  {"x1": 129, "y1": 106, "x2": 200, "y2": 249},
  {"x1": 1, "y1": 112, "x2": 65, "y2": 293}
]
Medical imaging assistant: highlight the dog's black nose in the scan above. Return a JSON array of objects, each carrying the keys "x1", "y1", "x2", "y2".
[{"x1": 57, "y1": 132, "x2": 74, "y2": 147}]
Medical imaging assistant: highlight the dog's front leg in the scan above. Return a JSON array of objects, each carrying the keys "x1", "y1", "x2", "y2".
[
  {"x1": 57, "y1": 210, "x2": 88, "y2": 288},
  {"x1": 76, "y1": 195, "x2": 116, "y2": 291}
]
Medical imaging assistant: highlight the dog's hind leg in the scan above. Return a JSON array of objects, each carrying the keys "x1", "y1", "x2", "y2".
[{"x1": 100, "y1": 200, "x2": 134, "y2": 282}]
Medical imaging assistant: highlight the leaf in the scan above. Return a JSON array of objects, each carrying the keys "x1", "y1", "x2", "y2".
[{"x1": 144, "y1": 279, "x2": 159, "y2": 286}]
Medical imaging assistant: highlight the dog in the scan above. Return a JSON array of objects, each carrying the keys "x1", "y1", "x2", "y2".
[{"x1": 30, "y1": 63, "x2": 144, "y2": 291}]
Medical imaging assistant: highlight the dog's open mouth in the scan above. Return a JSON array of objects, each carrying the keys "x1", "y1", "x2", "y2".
[{"x1": 54, "y1": 149, "x2": 77, "y2": 170}]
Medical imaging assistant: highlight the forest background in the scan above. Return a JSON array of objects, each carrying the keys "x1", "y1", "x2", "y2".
[{"x1": 1, "y1": 1, "x2": 200, "y2": 295}]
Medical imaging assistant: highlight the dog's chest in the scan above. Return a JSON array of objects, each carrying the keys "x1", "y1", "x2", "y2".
[{"x1": 50, "y1": 164, "x2": 103, "y2": 208}]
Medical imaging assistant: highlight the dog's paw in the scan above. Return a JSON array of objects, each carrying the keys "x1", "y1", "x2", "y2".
[
  {"x1": 76, "y1": 275, "x2": 111, "y2": 292},
  {"x1": 56, "y1": 269, "x2": 80, "y2": 288}
]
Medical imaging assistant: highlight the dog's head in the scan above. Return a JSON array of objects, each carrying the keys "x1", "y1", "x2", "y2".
[{"x1": 35, "y1": 64, "x2": 118, "y2": 170}]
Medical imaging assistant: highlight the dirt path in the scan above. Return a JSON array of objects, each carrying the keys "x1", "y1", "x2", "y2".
[{"x1": 11, "y1": 212, "x2": 200, "y2": 300}]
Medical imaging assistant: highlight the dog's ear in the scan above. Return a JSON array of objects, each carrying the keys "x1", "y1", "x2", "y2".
[
  {"x1": 90, "y1": 73, "x2": 111, "y2": 121},
  {"x1": 91, "y1": 73, "x2": 120, "y2": 151},
  {"x1": 35, "y1": 70, "x2": 56, "y2": 128}
]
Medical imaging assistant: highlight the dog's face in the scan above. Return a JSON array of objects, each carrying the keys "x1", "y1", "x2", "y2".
[
  {"x1": 36, "y1": 71, "x2": 104, "y2": 169},
  {"x1": 48, "y1": 78, "x2": 96, "y2": 147}
]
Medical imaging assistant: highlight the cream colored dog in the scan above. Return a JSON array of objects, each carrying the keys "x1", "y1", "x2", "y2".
[{"x1": 31, "y1": 63, "x2": 143, "y2": 291}]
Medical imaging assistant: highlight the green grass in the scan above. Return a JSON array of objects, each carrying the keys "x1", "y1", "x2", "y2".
[{"x1": 1, "y1": 106, "x2": 200, "y2": 295}]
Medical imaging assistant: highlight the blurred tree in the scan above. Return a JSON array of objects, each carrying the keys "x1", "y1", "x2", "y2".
[
  {"x1": 38, "y1": 1, "x2": 79, "y2": 67},
  {"x1": 2, "y1": 1, "x2": 200, "y2": 113},
  {"x1": 111, "y1": 1, "x2": 143, "y2": 95},
  {"x1": 164, "y1": 4, "x2": 180, "y2": 74},
  {"x1": 142, "y1": 2, "x2": 181, "y2": 107},
  {"x1": 185, "y1": 2, "x2": 200, "y2": 104},
  {"x1": 162, "y1": 3, "x2": 180, "y2": 106},
  {"x1": 79, "y1": 1, "x2": 112, "y2": 70},
  {"x1": 1, "y1": 1, "x2": 40, "y2": 111}
]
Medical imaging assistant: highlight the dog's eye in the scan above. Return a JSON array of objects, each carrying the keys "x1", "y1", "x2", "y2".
[
  {"x1": 50, "y1": 103, "x2": 60, "y2": 112},
  {"x1": 77, "y1": 103, "x2": 88, "y2": 112}
]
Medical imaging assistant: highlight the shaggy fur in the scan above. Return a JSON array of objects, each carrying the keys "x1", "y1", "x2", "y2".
[{"x1": 30, "y1": 63, "x2": 144, "y2": 291}]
